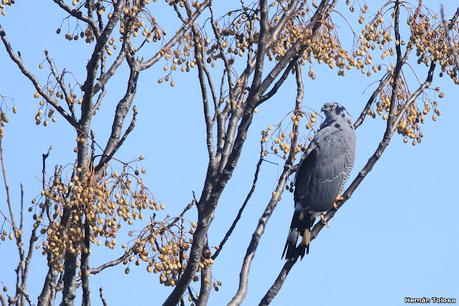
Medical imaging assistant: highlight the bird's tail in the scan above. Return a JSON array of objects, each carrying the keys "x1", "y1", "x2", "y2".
[{"x1": 282, "y1": 210, "x2": 315, "y2": 260}]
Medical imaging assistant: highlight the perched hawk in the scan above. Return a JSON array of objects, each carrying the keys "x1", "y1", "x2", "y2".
[{"x1": 283, "y1": 102, "x2": 356, "y2": 260}]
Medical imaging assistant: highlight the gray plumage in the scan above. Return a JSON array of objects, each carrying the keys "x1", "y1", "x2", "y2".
[{"x1": 283, "y1": 102, "x2": 356, "y2": 260}]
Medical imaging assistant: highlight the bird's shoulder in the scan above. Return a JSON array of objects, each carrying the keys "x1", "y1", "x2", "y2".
[{"x1": 314, "y1": 122, "x2": 354, "y2": 147}]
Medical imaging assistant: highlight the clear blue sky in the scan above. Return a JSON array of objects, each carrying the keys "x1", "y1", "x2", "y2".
[{"x1": 1, "y1": 2, "x2": 458, "y2": 306}]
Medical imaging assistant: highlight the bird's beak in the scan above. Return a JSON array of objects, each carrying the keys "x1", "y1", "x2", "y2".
[{"x1": 321, "y1": 105, "x2": 326, "y2": 113}]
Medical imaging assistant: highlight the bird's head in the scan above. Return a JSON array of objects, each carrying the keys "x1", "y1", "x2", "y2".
[{"x1": 321, "y1": 102, "x2": 353, "y2": 127}]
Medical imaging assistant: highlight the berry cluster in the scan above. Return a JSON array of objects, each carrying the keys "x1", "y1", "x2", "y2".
[
  {"x1": 39, "y1": 161, "x2": 159, "y2": 267},
  {"x1": 123, "y1": 219, "x2": 213, "y2": 288},
  {"x1": 262, "y1": 110, "x2": 317, "y2": 160}
]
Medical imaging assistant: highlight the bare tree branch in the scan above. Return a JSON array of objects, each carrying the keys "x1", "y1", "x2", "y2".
[
  {"x1": 0, "y1": 138, "x2": 16, "y2": 233},
  {"x1": 164, "y1": 2, "x2": 338, "y2": 304},
  {"x1": 52, "y1": 0, "x2": 100, "y2": 39},
  {"x1": 0, "y1": 2, "x2": 450, "y2": 306},
  {"x1": 61, "y1": 2, "x2": 125, "y2": 305},
  {"x1": 209, "y1": 4, "x2": 235, "y2": 101},
  {"x1": 389, "y1": 62, "x2": 436, "y2": 134},
  {"x1": 354, "y1": 30, "x2": 414, "y2": 130},
  {"x1": 0, "y1": 26, "x2": 78, "y2": 128},
  {"x1": 228, "y1": 64, "x2": 304, "y2": 306},
  {"x1": 81, "y1": 218, "x2": 91, "y2": 306},
  {"x1": 37, "y1": 254, "x2": 58, "y2": 306},
  {"x1": 95, "y1": 64, "x2": 140, "y2": 173},
  {"x1": 270, "y1": 0, "x2": 304, "y2": 44},
  {"x1": 0, "y1": 137, "x2": 25, "y2": 306},
  {"x1": 258, "y1": 256, "x2": 298, "y2": 306},
  {"x1": 212, "y1": 141, "x2": 264, "y2": 260},
  {"x1": 259, "y1": 57, "x2": 298, "y2": 104},
  {"x1": 387, "y1": 0, "x2": 403, "y2": 127},
  {"x1": 55, "y1": 196, "x2": 197, "y2": 289},
  {"x1": 196, "y1": 257, "x2": 212, "y2": 306},
  {"x1": 190, "y1": 22, "x2": 216, "y2": 164},
  {"x1": 258, "y1": 2, "x2": 407, "y2": 302},
  {"x1": 92, "y1": 43, "x2": 127, "y2": 97},
  {"x1": 44, "y1": 50, "x2": 77, "y2": 120},
  {"x1": 249, "y1": 0, "x2": 269, "y2": 96},
  {"x1": 220, "y1": 0, "x2": 335, "y2": 181},
  {"x1": 259, "y1": 0, "x2": 337, "y2": 97},
  {"x1": 139, "y1": 0, "x2": 211, "y2": 71},
  {"x1": 354, "y1": 73, "x2": 390, "y2": 129},
  {"x1": 78, "y1": 0, "x2": 125, "y2": 161}
]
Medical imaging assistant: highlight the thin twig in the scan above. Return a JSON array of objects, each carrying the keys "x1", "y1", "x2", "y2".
[
  {"x1": 354, "y1": 73, "x2": 390, "y2": 129},
  {"x1": 99, "y1": 288, "x2": 108, "y2": 306},
  {"x1": 19, "y1": 150, "x2": 51, "y2": 305},
  {"x1": 209, "y1": 4, "x2": 235, "y2": 103},
  {"x1": 59, "y1": 196, "x2": 196, "y2": 285},
  {"x1": 270, "y1": 0, "x2": 303, "y2": 44},
  {"x1": 259, "y1": 57, "x2": 298, "y2": 104},
  {"x1": 0, "y1": 26, "x2": 78, "y2": 128},
  {"x1": 139, "y1": 0, "x2": 211, "y2": 71},
  {"x1": 92, "y1": 42, "x2": 127, "y2": 96},
  {"x1": 212, "y1": 141, "x2": 264, "y2": 260},
  {"x1": 95, "y1": 64, "x2": 140, "y2": 173},
  {"x1": 258, "y1": 0, "x2": 336, "y2": 96},
  {"x1": 0, "y1": 139, "x2": 16, "y2": 233},
  {"x1": 187, "y1": 286, "x2": 198, "y2": 304},
  {"x1": 44, "y1": 50, "x2": 76, "y2": 120},
  {"x1": 53, "y1": 0, "x2": 100, "y2": 38}
]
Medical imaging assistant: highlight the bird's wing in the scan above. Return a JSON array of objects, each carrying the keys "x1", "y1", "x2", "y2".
[
  {"x1": 294, "y1": 125, "x2": 355, "y2": 211},
  {"x1": 293, "y1": 136, "x2": 318, "y2": 204}
]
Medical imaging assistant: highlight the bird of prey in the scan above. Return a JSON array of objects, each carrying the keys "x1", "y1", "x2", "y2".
[{"x1": 283, "y1": 102, "x2": 356, "y2": 260}]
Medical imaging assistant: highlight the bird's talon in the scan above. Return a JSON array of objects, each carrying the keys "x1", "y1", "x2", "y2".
[
  {"x1": 320, "y1": 213, "x2": 328, "y2": 225},
  {"x1": 332, "y1": 195, "x2": 344, "y2": 209}
]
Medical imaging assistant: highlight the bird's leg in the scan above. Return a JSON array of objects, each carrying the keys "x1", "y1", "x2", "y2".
[
  {"x1": 320, "y1": 213, "x2": 329, "y2": 227},
  {"x1": 301, "y1": 229, "x2": 311, "y2": 246},
  {"x1": 332, "y1": 195, "x2": 345, "y2": 209}
]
